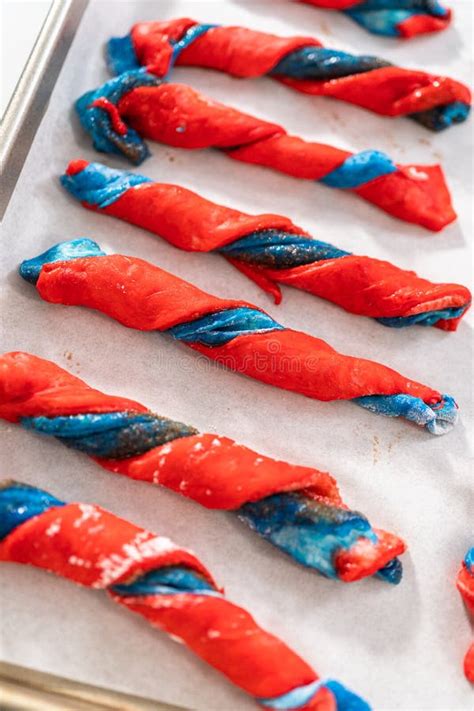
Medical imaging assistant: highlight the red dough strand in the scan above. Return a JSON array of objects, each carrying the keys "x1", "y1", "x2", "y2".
[
  {"x1": 0, "y1": 496, "x2": 335, "y2": 706},
  {"x1": 0, "y1": 352, "x2": 341, "y2": 512},
  {"x1": 0, "y1": 352, "x2": 407, "y2": 586},
  {"x1": 113, "y1": 83, "x2": 455, "y2": 231},
  {"x1": 457, "y1": 555, "x2": 474, "y2": 683},
  {"x1": 133, "y1": 19, "x2": 318, "y2": 79},
  {"x1": 0, "y1": 352, "x2": 143, "y2": 421},
  {"x1": 63, "y1": 159, "x2": 471, "y2": 329},
  {"x1": 128, "y1": 19, "x2": 469, "y2": 117},
  {"x1": 298, "y1": 1, "x2": 452, "y2": 38},
  {"x1": 33, "y1": 255, "x2": 441, "y2": 405}
]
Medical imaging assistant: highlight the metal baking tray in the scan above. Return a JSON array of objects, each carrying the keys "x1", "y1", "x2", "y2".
[
  {"x1": 0, "y1": 0, "x2": 470, "y2": 711},
  {"x1": 1, "y1": 0, "x2": 87, "y2": 219},
  {"x1": 0, "y1": 660, "x2": 182, "y2": 711}
]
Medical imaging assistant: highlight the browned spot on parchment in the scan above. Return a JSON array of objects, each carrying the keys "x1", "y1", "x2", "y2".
[
  {"x1": 372, "y1": 435, "x2": 380, "y2": 465},
  {"x1": 388, "y1": 432, "x2": 402, "y2": 454},
  {"x1": 319, "y1": 19, "x2": 332, "y2": 36}
]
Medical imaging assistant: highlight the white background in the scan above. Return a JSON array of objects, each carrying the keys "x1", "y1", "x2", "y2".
[
  {"x1": 0, "y1": 0, "x2": 51, "y2": 116},
  {"x1": 0, "y1": 1, "x2": 472, "y2": 709}
]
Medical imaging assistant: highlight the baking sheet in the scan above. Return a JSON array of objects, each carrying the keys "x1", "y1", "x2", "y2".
[{"x1": 0, "y1": 1, "x2": 472, "y2": 709}]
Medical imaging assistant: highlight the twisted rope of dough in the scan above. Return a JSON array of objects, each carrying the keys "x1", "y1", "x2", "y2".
[
  {"x1": 0, "y1": 351, "x2": 406, "y2": 583},
  {"x1": 300, "y1": 1, "x2": 452, "y2": 38},
  {"x1": 75, "y1": 70, "x2": 456, "y2": 231},
  {"x1": 0, "y1": 481, "x2": 371, "y2": 709},
  {"x1": 61, "y1": 160, "x2": 471, "y2": 329},
  {"x1": 106, "y1": 18, "x2": 470, "y2": 131},
  {"x1": 456, "y1": 548, "x2": 474, "y2": 683},
  {"x1": 19, "y1": 239, "x2": 458, "y2": 435}
]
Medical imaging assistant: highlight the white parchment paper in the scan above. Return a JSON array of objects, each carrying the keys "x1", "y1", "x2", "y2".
[{"x1": 1, "y1": 1, "x2": 473, "y2": 709}]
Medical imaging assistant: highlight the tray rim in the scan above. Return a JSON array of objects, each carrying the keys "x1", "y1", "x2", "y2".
[
  {"x1": 0, "y1": 0, "x2": 88, "y2": 220},
  {"x1": 0, "y1": 660, "x2": 184, "y2": 711}
]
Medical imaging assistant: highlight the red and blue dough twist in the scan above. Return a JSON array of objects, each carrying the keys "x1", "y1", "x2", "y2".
[
  {"x1": 299, "y1": 1, "x2": 452, "y2": 38},
  {"x1": 456, "y1": 548, "x2": 474, "y2": 683},
  {"x1": 19, "y1": 239, "x2": 459, "y2": 435},
  {"x1": 61, "y1": 160, "x2": 471, "y2": 330},
  {"x1": 0, "y1": 480, "x2": 372, "y2": 710},
  {"x1": 106, "y1": 18, "x2": 470, "y2": 131},
  {"x1": 0, "y1": 351, "x2": 407, "y2": 584},
  {"x1": 74, "y1": 70, "x2": 456, "y2": 231}
]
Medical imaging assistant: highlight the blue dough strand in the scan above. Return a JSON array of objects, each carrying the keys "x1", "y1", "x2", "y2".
[
  {"x1": 169, "y1": 23, "x2": 218, "y2": 70},
  {"x1": 345, "y1": 7, "x2": 419, "y2": 35},
  {"x1": 0, "y1": 482, "x2": 65, "y2": 540},
  {"x1": 111, "y1": 565, "x2": 220, "y2": 597},
  {"x1": 464, "y1": 548, "x2": 474, "y2": 573},
  {"x1": 21, "y1": 412, "x2": 197, "y2": 459},
  {"x1": 106, "y1": 26, "x2": 218, "y2": 78},
  {"x1": 375, "y1": 557, "x2": 403, "y2": 584},
  {"x1": 354, "y1": 393, "x2": 458, "y2": 435},
  {"x1": 61, "y1": 162, "x2": 151, "y2": 208},
  {"x1": 409, "y1": 101, "x2": 471, "y2": 132},
  {"x1": 106, "y1": 33, "x2": 140, "y2": 76},
  {"x1": 75, "y1": 69, "x2": 161, "y2": 165},
  {"x1": 347, "y1": 0, "x2": 448, "y2": 16},
  {"x1": 238, "y1": 492, "x2": 399, "y2": 582},
  {"x1": 376, "y1": 306, "x2": 468, "y2": 328},
  {"x1": 19, "y1": 238, "x2": 105, "y2": 284},
  {"x1": 167, "y1": 307, "x2": 284, "y2": 346},
  {"x1": 258, "y1": 680, "x2": 326, "y2": 709},
  {"x1": 220, "y1": 230, "x2": 349, "y2": 268},
  {"x1": 320, "y1": 150, "x2": 397, "y2": 189},
  {"x1": 324, "y1": 680, "x2": 372, "y2": 711},
  {"x1": 271, "y1": 47, "x2": 390, "y2": 80},
  {"x1": 344, "y1": 0, "x2": 448, "y2": 36},
  {"x1": 258, "y1": 677, "x2": 371, "y2": 710}
]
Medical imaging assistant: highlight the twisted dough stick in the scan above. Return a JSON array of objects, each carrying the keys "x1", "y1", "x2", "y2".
[
  {"x1": 61, "y1": 160, "x2": 471, "y2": 329},
  {"x1": 106, "y1": 18, "x2": 470, "y2": 131},
  {"x1": 19, "y1": 238, "x2": 458, "y2": 435},
  {"x1": 299, "y1": 1, "x2": 452, "y2": 38},
  {"x1": 0, "y1": 481, "x2": 371, "y2": 710},
  {"x1": 0, "y1": 351, "x2": 406, "y2": 583},
  {"x1": 75, "y1": 71, "x2": 456, "y2": 231},
  {"x1": 456, "y1": 548, "x2": 474, "y2": 683}
]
